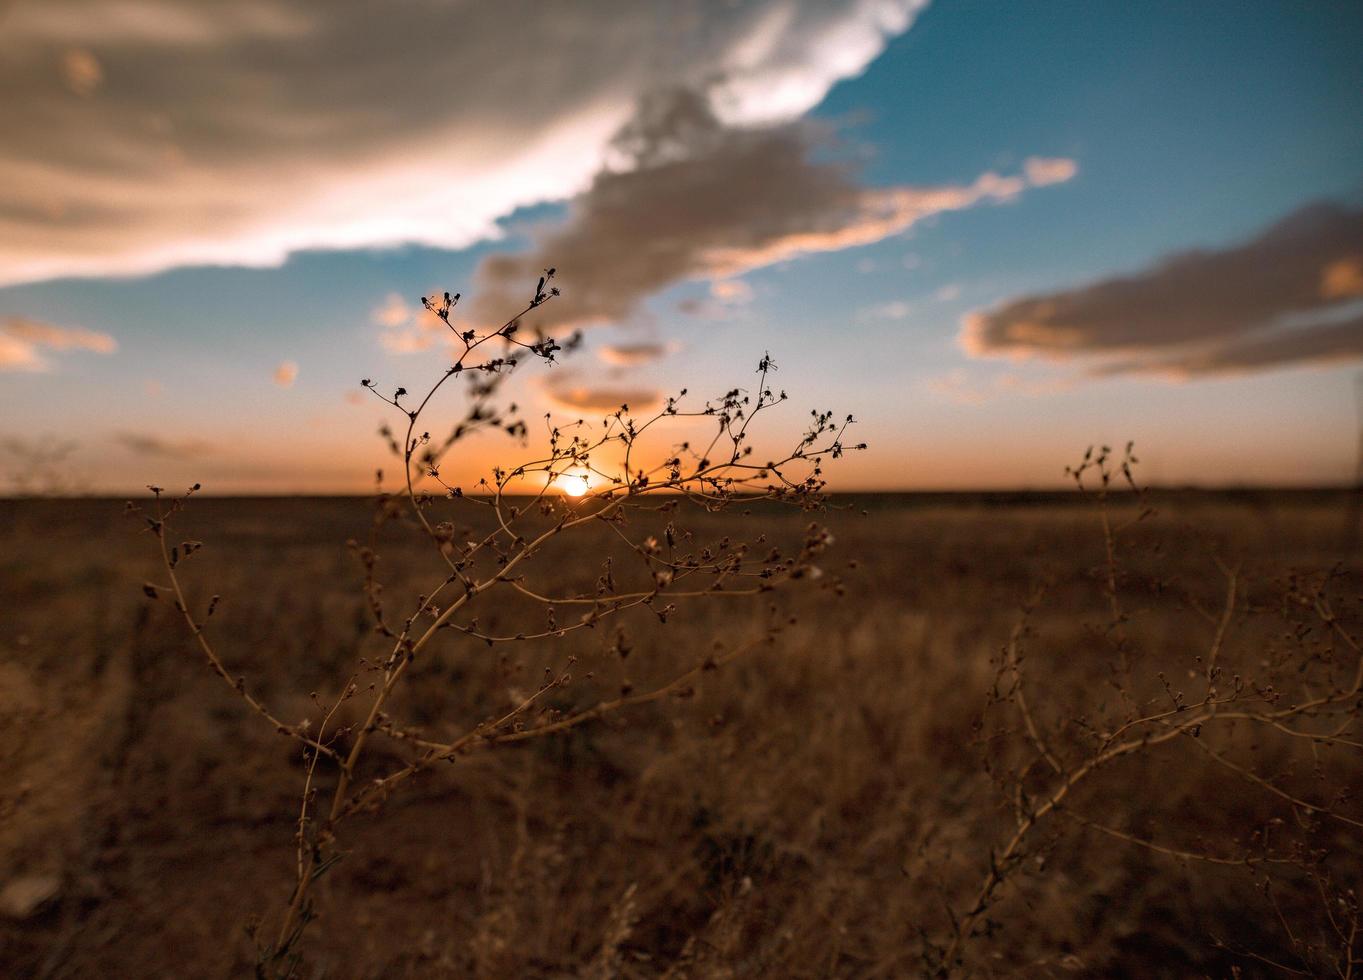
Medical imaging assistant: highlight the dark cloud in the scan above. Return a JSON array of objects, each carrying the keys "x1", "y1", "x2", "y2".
[
  {"x1": 116, "y1": 432, "x2": 213, "y2": 458},
  {"x1": 0, "y1": 0, "x2": 927, "y2": 285},
  {"x1": 471, "y1": 89, "x2": 1073, "y2": 331},
  {"x1": 1092, "y1": 311, "x2": 1363, "y2": 378},
  {"x1": 964, "y1": 201, "x2": 1363, "y2": 375}
]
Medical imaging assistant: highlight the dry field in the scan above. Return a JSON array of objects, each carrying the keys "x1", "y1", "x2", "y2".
[{"x1": 1, "y1": 491, "x2": 1360, "y2": 977}]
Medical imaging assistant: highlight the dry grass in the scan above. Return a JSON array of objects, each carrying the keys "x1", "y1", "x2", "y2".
[{"x1": 2, "y1": 488, "x2": 1360, "y2": 977}]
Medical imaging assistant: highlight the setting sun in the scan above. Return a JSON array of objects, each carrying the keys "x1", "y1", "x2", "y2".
[{"x1": 554, "y1": 469, "x2": 592, "y2": 497}]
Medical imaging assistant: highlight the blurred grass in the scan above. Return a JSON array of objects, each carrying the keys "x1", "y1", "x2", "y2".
[{"x1": 0, "y1": 492, "x2": 1359, "y2": 977}]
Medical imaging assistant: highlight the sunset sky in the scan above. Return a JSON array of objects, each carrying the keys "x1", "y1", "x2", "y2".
[{"x1": 2, "y1": 0, "x2": 1362, "y2": 493}]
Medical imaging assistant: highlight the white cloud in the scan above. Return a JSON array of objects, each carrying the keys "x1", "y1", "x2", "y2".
[{"x1": 0, "y1": 0, "x2": 928, "y2": 286}]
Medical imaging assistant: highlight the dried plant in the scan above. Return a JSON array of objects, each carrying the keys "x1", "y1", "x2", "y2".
[
  {"x1": 129, "y1": 271, "x2": 863, "y2": 976},
  {"x1": 930, "y1": 443, "x2": 1363, "y2": 976}
]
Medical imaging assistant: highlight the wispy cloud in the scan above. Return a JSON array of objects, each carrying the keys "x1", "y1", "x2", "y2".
[
  {"x1": 372, "y1": 292, "x2": 447, "y2": 354},
  {"x1": 0, "y1": 0, "x2": 928, "y2": 286},
  {"x1": 372, "y1": 293, "x2": 412, "y2": 329},
  {"x1": 116, "y1": 432, "x2": 213, "y2": 458},
  {"x1": 1023, "y1": 156, "x2": 1078, "y2": 187},
  {"x1": 709, "y1": 279, "x2": 755, "y2": 304},
  {"x1": 541, "y1": 371, "x2": 662, "y2": 414},
  {"x1": 964, "y1": 201, "x2": 1363, "y2": 376},
  {"x1": 858, "y1": 300, "x2": 914, "y2": 321},
  {"x1": 597, "y1": 341, "x2": 679, "y2": 367},
  {"x1": 0, "y1": 316, "x2": 117, "y2": 371},
  {"x1": 472, "y1": 89, "x2": 1076, "y2": 331},
  {"x1": 926, "y1": 368, "x2": 1075, "y2": 406}
]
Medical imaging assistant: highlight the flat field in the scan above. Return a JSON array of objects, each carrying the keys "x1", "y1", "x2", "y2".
[{"x1": 1, "y1": 492, "x2": 1360, "y2": 977}]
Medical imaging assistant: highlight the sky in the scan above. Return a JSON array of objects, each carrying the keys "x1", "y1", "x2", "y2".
[{"x1": 1, "y1": 0, "x2": 1361, "y2": 493}]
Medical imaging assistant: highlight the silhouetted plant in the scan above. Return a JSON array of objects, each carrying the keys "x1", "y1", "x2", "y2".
[{"x1": 130, "y1": 271, "x2": 863, "y2": 976}]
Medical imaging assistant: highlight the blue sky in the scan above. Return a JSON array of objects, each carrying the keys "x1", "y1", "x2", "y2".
[{"x1": 1, "y1": 0, "x2": 1361, "y2": 492}]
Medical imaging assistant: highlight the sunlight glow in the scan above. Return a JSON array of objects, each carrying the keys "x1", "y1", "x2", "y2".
[{"x1": 555, "y1": 469, "x2": 593, "y2": 497}]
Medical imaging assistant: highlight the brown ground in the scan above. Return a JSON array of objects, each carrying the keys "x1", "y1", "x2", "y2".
[{"x1": 1, "y1": 492, "x2": 1360, "y2": 978}]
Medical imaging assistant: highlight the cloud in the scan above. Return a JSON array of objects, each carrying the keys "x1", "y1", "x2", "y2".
[
  {"x1": 273, "y1": 360, "x2": 298, "y2": 387},
  {"x1": 0, "y1": 334, "x2": 44, "y2": 371},
  {"x1": 0, "y1": 0, "x2": 928, "y2": 287},
  {"x1": 0, "y1": 316, "x2": 117, "y2": 371},
  {"x1": 59, "y1": 48, "x2": 103, "y2": 96},
  {"x1": 1023, "y1": 156, "x2": 1078, "y2": 187},
  {"x1": 926, "y1": 368, "x2": 1075, "y2": 406},
  {"x1": 372, "y1": 292, "x2": 412, "y2": 329},
  {"x1": 541, "y1": 372, "x2": 662, "y2": 413},
  {"x1": 858, "y1": 300, "x2": 913, "y2": 320},
  {"x1": 710, "y1": 279, "x2": 755, "y2": 304},
  {"x1": 471, "y1": 89, "x2": 1075, "y2": 331},
  {"x1": 116, "y1": 432, "x2": 213, "y2": 458},
  {"x1": 4, "y1": 318, "x2": 117, "y2": 353},
  {"x1": 372, "y1": 291, "x2": 449, "y2": 353},
  {"x1": 597, "y1": 341, "x2": 679, "y2": 367},
  {"x1": 1091, "y1": 309, "x2": 1363, "y2": 379},
  {"x1": 964, "y1": 201, "x2": 1363, "y2": 376}
]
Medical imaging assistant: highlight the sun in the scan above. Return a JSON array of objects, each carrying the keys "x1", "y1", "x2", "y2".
[{"x1": 556, "y1": 470, "x2": 592, "y2": 497}]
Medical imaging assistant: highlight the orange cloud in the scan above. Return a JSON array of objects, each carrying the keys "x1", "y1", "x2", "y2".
[
  {"x1": 597, "y1": 341, "x2": 678, "y2": 366},
  {"x1": 273, "y1": 360, "x2": 298, "y2": 387},
  {"x1": 1023, "y1": 156, "x2": 1078, "y2": 187},
  {"x1": 372, "y1": 292, "x2": 412, "y2": 329},
  {"x1": 0, "y1": 316, "x2": 117, "y2": 371},
  {"x1": 59, "y1": 48, "x2": 103, "y2": 96},
  {"x1": 1321, "y1": 257, "x2": 1363, "y2": 300},
  {"x1": 0, "y1": 334, "x2": 43, "y2": 372},
  {"x1": 541, "y1": 372, "x2": 662, "y2": 414}
]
